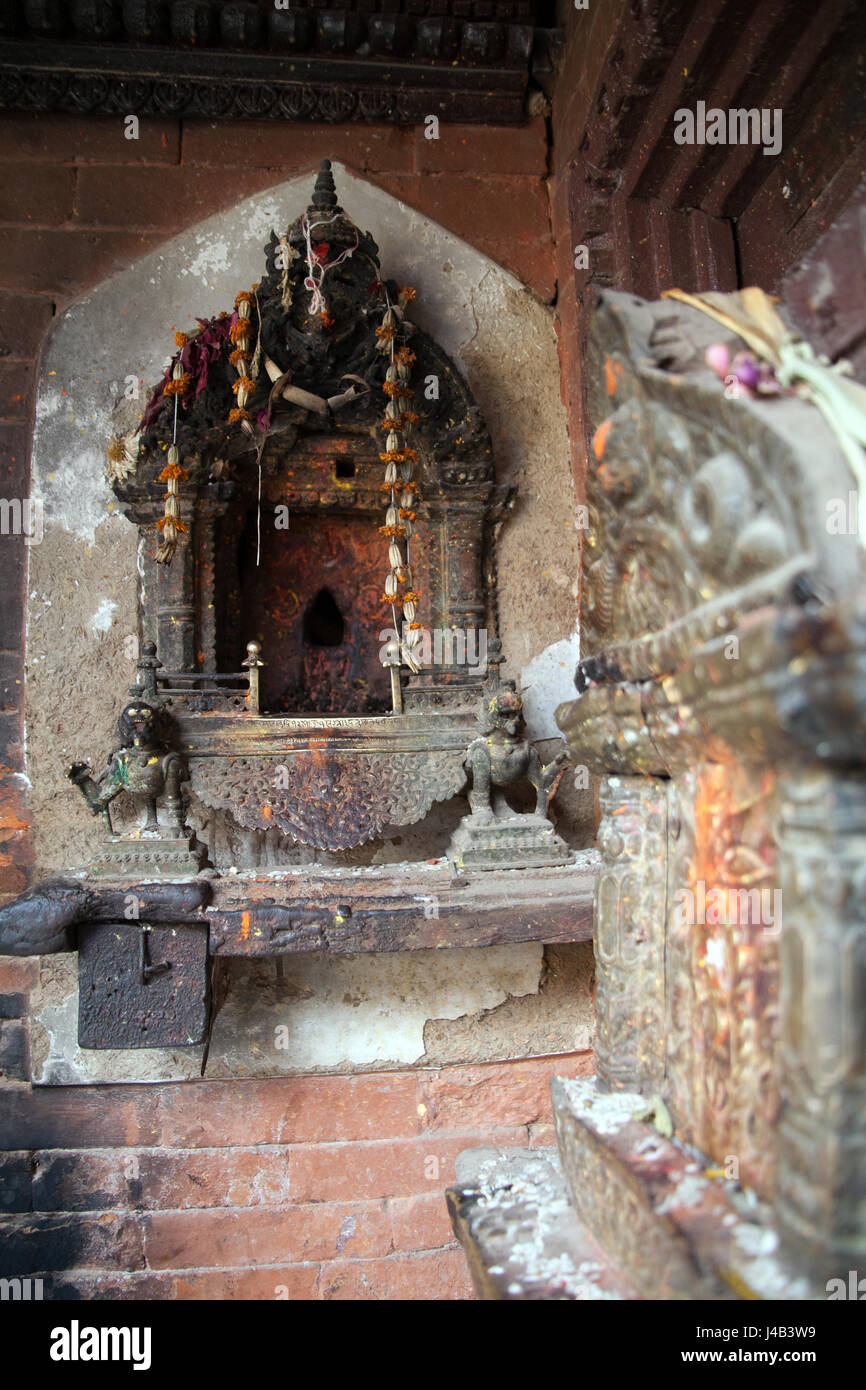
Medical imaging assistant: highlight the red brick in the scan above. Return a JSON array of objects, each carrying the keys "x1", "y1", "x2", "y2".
[
  {"x1": 0, "y1": 294, "x2": 54, "y2": 358},
  {"x1": 415, "y1": 119, "x2": 548, "y2": 175},
  {"x1": 0, "y1": 229, "x2": 163, "y2": 296},
  {"x1": 0, "y1": 114, "x2": 180, "y2": 165},
  {"x1": 320, "y1": 1248, "x2": 473, "y2": 1300},
  {"x1": 287, "y1": 1129, "x2": 527, "y2": 1204},
  {"x1": 74, "y1": 165, "x2": 283, "y2": 231},
  {"x1": 0, "y1": 1212, "x2": 144, "y2": 1273},
  {"x1": 488, "y1": 236, "x2": 556, "y2": 302},
  {"x1": 0, "y1": 1085, "x2": 159, "y2": 1151},
  {"x1": 182, "y1": 121, "x2": 413, "y2": 173},
  {"x1": 389, "y1": 1193, "x2": 456, "y2": 1252},
  {"x1": 551, "y1": 0, "x2": 624, "y2": 162},
  {"x1": 53, "y1": 1265, "x2": 321, "y2": 1300},
  {"x1": 0, "y1": 863, "x2": 27, "y2": 897},
  {"x1": 378, "y1": 172, "x2": 550, "y2": 246},
  {"x1": 0, "y1": 420, "x2": 30, "y2": 479},
  {"x1": 167, "y1": 1264, "x2": 320, "y2": 1301},
  {"x1": 0, "y1": 361, "x2": 37, "y2": 420},
  {"x1": 32, "y1": 1146, "x2": 293, "y2": 1212},
  {"x1": 153, "y1": 1072, "x2": 422, "y2": 1148},
  {"x1": 418, "y1": 1054, "x2": 593, "y2": 1131},
  {"x1": 144, "y1": 1201, "x2": 392, "y2": 1269},
  {"x1": 0, "y1": 166, "x2": 75, "y2": 226},
  {"x1": 0, "y1": 958, "x2": 38, "y2": 993},
  {"x1": 0, "y1": 712, "x2": 26, "y2": 776}
]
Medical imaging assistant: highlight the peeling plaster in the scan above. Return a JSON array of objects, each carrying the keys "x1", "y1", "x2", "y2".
[
  {"x1": 520, "y1": 632, "x2": 581, "y2": 741},
  {"x1": 29, "y1": 944, "x2": 545, "y2": 1084}
]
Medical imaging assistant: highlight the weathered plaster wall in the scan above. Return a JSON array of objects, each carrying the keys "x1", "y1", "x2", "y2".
[{"x1": 25, "y1": 167, "x2": 592, "y2": 1082}]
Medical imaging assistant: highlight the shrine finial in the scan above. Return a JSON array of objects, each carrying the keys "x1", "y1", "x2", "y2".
[{"x1": 310, "y1": 159, "x2": 341, "y2": 216}]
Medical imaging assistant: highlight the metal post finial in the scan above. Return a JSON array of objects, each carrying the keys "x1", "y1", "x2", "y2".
[{"x1": 243, "y1": 639, "x2": 264, "y2": 714}]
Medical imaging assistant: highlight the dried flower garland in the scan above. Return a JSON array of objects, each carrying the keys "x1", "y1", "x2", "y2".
[
  {"x1": 156, "y1": 443, "x2": 188, "y2": 564},
  {"x1": 153, "y1": 355, "x2": 190, "y2": 563},
  {"x1": 378, "y1": 285, "x2": 423, "y2": 674},
  {"x1": 227, "y1": 289, "x2": 258, "y2": 426}
]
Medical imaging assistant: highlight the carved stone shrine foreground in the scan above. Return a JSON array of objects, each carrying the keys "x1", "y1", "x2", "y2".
[{"x1": 449, "y1": 289, "x2": 866, "y2": 1299}]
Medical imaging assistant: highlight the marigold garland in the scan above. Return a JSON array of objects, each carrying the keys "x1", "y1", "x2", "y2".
[
  {"x1": 164, "y1": 373, "x2": 191, "y2": 397},
  {"x1": 376, "y1": 287, "x2": 424, "y2": 674}
]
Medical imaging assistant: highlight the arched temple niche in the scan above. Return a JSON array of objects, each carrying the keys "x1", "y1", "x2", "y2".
[{"x1": 27, "y1": 162, "x2": 580, "y2": 876}]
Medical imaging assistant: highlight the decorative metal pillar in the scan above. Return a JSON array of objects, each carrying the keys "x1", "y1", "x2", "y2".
[
  {"x1": 440, "y1": 497, "x2": 487, "y2": 675},
  {"x1": 594, "y1": 775, "x2": 668, "y2": 1093},
  {"x1": 156, "y1": 502, "x2": 197, "y2": 672},
  {"x1": 775, "y1": 767, "x2": 866, "y2": 1283}
]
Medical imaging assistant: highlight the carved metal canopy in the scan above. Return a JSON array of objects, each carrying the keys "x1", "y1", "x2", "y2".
[
  {"x1": 0, "y1": 1, "x2": 549, "y2": 125},
  {"x1": 105, "y1": 159, "x2": 508, "y2": 853}
]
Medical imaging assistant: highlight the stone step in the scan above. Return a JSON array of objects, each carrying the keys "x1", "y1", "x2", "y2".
[
  {"x1": 551, "y1": 1076, "x2": 816, "y2": 1301},
  {"x1": 446, "y1": 1146, "x2": 642, "y2": 1300}
]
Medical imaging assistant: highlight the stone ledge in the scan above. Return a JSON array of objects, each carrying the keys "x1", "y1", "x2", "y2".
[{"x1": 446, "y1": 1146, "x2": 640, "y2": 1300}]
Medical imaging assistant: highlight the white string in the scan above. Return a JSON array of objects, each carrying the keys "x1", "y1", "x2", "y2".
[
  {"x1": 257, "y1": 451, "x2": 262, "y2": 567},
  {"x1": 301, "y1": 212, "x2": 358, "y2": 317}
]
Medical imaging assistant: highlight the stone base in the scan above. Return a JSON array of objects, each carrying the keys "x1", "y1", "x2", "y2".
[
  {"x1": 449, "y1": 1079, "x2": 825, "y2": 1300},
  {"x1": 447, "y1": 811, "x2": 573, "y2": 871},
  {"x1": 86, "y1": 833, "x2": 206, "y2": 880},
  {"x1": 551, "y1": 1077, "x2": 818, "y2": 1300}
]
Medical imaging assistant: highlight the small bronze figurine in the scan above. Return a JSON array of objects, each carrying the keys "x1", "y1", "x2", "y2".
[
  {"x1": 449, "y1": 684, "x2": 572, "y2": 871},
  {"x1": 68, "y1": 700, "x2": 187, "y2": 837},
  {"x1": 465, "y1": 689, "x2": 568, "y2": 825}
]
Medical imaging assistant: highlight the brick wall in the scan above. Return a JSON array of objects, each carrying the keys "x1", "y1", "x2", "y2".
[
  {"x1": 1, "y1": 954, "x2": 593, "y2": 1299},
  {"x1": 0, "y1": 108, "x2": 593, "y2": 1300}
]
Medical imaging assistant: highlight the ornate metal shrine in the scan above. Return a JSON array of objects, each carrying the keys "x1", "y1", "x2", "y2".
[{"x1": 0, "y1": 161, "x2": 595, "y2": 1053}]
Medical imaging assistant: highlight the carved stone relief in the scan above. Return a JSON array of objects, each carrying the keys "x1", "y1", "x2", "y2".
[
  {"x1": 775, "y1": 768, "x2": 866, "y2": 1279},
  {"x1": 594, "y1": 776, "x2": 667, "y2": 1093}
]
